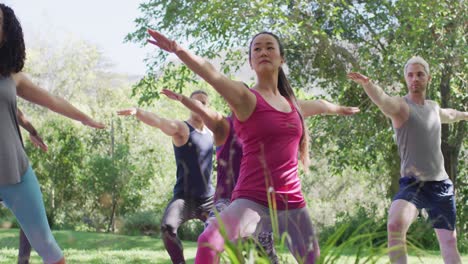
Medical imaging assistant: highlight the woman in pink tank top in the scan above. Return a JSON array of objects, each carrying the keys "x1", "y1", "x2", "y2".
[{"x1": 148, "y1": 30, "x2": 359, "y2": 264}]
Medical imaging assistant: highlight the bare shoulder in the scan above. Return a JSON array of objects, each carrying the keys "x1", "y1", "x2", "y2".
[
  {"x1": 393, "y1": 95, "x2": 406, "y2": 104},
  {"x1": 177, "y1": 120, "x2": 190, "y2": 134},
  {"x1": 237, "y1": 81, "x2": 255, "y2": 99},
  {"x1": 385, "y1": 95, "x2": 408, "y2": 115},
  {"x1": 172, "y1": 121, "x2": 190, "y2": 146},
  {"x1": 390, "y1": 96, "x2": 410, "y2": 127},
  {"x1": 10, "y1": 72, "x2": 23, "y2": 85},
  {"x1": 426, "y1": 99, "x2": 440, "y2": 108},
  {"x1": 11, "y1": 72, "x2": 33, "y2": 88}
]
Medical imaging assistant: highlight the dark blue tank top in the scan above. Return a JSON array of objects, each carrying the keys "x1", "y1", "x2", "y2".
[{"x1": 173, "y1": 121, "x2": 214, "y2": 198}]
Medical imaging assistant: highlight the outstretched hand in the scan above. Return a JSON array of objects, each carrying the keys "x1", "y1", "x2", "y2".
[
  {"x1": 82, "y1": 119, "x2": 106, "y2": 129},
  {"x1": 29, "y1": 133, "x2": 48, "y2": 152},
  {"x1": 147, "y1": 29, "x2": 180, "y2": 53},
  {"x1": 161, "y1": 89, "x2": 183, "y2": 101},
  {"x1": 347, "y1": 72, "x2": 370, "y2": 86},
  {"x1": 117, "y1": 108, "x2": 138, "y2": 116},
  {"x1": 339, "y1": 106, "x2": 360, "y2": 116}
]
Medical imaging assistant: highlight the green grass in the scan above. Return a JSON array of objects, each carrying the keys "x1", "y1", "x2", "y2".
[{"x1": 0, "y1": 228, "x2": 466, "y2": 263}]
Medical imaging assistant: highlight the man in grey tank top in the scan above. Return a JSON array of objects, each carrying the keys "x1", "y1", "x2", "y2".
[{"x1": 348, "y1": 56, "x2": 466, "y2": 264}]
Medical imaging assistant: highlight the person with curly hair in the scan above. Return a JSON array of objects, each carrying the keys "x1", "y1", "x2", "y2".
[
  {"x1": 0, "y1": 4, "x2": 105, "y2": 264},
  {"x1": 0, "y1": 108, "x2": 48, "y2": 264}
]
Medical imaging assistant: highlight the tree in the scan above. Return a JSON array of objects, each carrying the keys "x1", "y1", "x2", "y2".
[
  {"x1": 20, "y1": 33, "x2": 163, "y2": 231},
  {"x1": 127, "y1": 0, "x2": 466, "y2": 196},
  {"x1": 126, "y1": 1, "x2": 467, "y2": 240},
  {"x1": 85, "y1": 118, "x2": 156, "y2": 232},
  {"x1": 26, "y1": 120, "x2": 87, "y2": 228}
]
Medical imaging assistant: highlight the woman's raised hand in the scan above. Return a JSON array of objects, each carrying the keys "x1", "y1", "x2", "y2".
[
  {"x1": 147, "y1": 29, "x2": 180, "y2": 53},
  {"x1": 117, "y1": 108, "x2": 138, "y2": 116},
  {"x1": 161, "y1": 89, "x2": 183, "y2": 101},
  {"x1": 347, "y1": 72, "x2": 370, "y2": 86},
  {"x1": 338, "y1": 106, "x2": 360, "y2": 116}
]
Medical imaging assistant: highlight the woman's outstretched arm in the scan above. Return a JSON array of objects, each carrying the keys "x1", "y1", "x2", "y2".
[
  {"x1": 161, "y1": 89, "x2": 229, "y2": 146},
  {"x1": 17, "y1": 108, "x2": 48, "y2": 151},
  {"x1": 299, "y1": 99, "x2": 360, "y2": 118},
  {"x1": 147, "y1": 29, "x2": 255, "y2": 120},
  {"x1": 14, "y1": 72, "x2": 105, "y2": 129}
]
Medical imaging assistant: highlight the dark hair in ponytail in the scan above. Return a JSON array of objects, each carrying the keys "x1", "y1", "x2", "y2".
[{"x1": 249, "y1": 32, "x2": 310, "y2": 168}]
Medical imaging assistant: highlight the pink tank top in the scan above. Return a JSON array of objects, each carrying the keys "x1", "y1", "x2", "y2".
[{"x1": 232, "y1": 89, "x2": 306, "y2": 210}]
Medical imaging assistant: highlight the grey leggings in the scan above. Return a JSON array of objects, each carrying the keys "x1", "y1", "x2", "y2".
[
  {"x1": 196, "y1": 198, "x2": 319, "y2": 263},
  {"x1": 206, "y1": 198, "x2": 279, "y2": 263}
]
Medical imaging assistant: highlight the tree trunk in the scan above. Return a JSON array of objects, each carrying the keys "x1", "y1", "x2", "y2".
[
  {"x1": 387, "y1": 143, "x2": 401, "y2": 198},
  {"x1": 48, "y1": 188, "x2": 56, "y2": 228},
  {"x1": 441, "y1": 122, "x2": 466, "y2": 190},
  {"x1": 107, "y1": 197, "x2": 117, "y2": 233},
  {"x1": 438, "y1": 64, "x2": 465, "y2": 189}
]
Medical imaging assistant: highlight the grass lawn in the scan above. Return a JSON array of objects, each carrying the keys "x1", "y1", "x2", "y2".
[{"x1": 0, "y1": 228, "x2": 466, "y2": 263}]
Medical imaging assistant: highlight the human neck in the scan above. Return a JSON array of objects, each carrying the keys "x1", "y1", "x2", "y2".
[
  {"x1": 187, "y1": 116, "x2": 204, "y2": 131},
  {"x1": 255, "y1": 73, "x2": 279, "y2": 95},
  {"x1": 406, "y1": 92, "x2": 426, "y2": 105}
]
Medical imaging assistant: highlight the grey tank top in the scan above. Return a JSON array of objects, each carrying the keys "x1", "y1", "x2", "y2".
[
  {"x1": 0, "y1": 76, "x2": 29, "y2": 185},
  {"x1": 394, "y1": 97, "x2": 448, "y2": 181}
]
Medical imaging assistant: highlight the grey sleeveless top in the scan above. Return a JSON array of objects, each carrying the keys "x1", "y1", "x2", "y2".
[
  {"x1": 0, "y1": 76, "x2": 29, "y2": 185},
  {"x1": 394, "y1": 97, "x2": 448, "y2": 181}
]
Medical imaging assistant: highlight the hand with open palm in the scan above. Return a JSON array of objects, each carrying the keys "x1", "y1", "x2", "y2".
[
  {"x1": 161, "y1": 89, "x2": 183, "y2": 101},
  {"x1": 147, "y1": 29, "x2": 180, "y2": 53}
]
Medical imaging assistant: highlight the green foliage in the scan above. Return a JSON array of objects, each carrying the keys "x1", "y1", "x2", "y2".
[
  {"x1": 177, "y1": 219, "x2": 205, "y2": 241},
  {"x1": 121, "y1": 210, "x2": 161, "y2": 236},
  {"x1": 319, "y1": 207, "x2": 387, "y2": 248},
  {"x1": 132, "y1": 63, "x2": 199, "y2": 106},
  {"x1": 83, "y1": 117, "x2": 160, "y2": 232},
  {"x1": 1, "y1": 228, "x2": 467, "y2": 262},
  {"x1": 128, "y1": 0, "x2": 467, "y2": 238},
  {"x1": 17, "y1": 35, "x2": 171, "y2": 233},
  {"x1": 26, "y1": 119, "x2": 87, "y2": 228}
]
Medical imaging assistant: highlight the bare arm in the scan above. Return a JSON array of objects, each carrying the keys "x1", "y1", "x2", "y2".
[
  {"x1": 161, "y1": 89, "x2": 229, "y2": 146},
  {"x1": 147, "y1": 29, "x2": 255, "y2": 120},
  {"x1": 117, "y1": 107, "x2": 188, "y2": 140},
  {"x1": 347, "y1": 72, "x2": 404, "y2": 118},
  {"x1": 13, "y1": 72, "x2": 105, "y2": 129},
  {"x1": 439, "y1": 108, "x2": 468, "y2": 123},
  {"x1": 17, "y1": 109, "x2": 48, "y2": 151},
  {"x1": 299, "y1": 99, "x2": 360, "y2": 118},
  {"x1": 17, "y1": 108, "x2": 38, "y2": 136}
]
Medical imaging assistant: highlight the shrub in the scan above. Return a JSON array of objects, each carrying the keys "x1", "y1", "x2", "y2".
[
  {"x1": 178, "y1": 219, "x2": 205, "y2": 241},
  {"x1": 121, "y1": 210, "x2": 161, "y2": 236}
]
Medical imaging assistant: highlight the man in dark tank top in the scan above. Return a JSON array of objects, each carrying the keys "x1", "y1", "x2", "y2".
[
  {"x1": 348, "y1": 57, "x2": 466, "y2": 264},
  {"x1": 118, "y1": 90, "x2": 214, "y2": 264}
]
